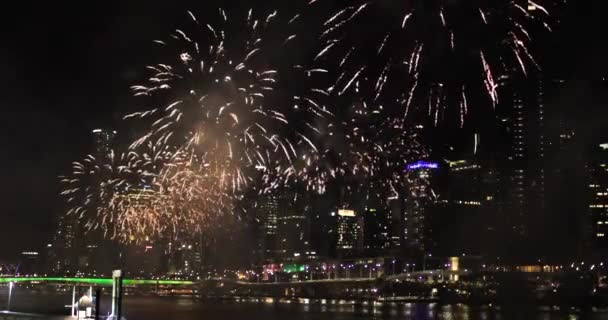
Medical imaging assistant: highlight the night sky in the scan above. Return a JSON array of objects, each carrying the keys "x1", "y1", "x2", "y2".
[{"x1": 0, "y1": 1, "x2": 605, "y2": 259}]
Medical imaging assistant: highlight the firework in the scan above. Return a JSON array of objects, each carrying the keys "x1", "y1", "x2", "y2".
[
  {"x1": 62, "y1": 8, "x2": 333, "y2": 242},
  {"x1": 314, "y1": 0, "x2": 553, "y2": 126},
  {"x1": 116, "y1": 151, "x2": 238, "y2": 242},
  {"x1": 298, "y1": 82, "x2": 433, "y2": 208},
  {"x1": 60, "y1": 141, "x2": 174, "y2": 242},
  {"x1": 125, "y1": 8, "x2": 328, "y2": 197},
  {"x1": 60, "y1": 140, "x2": 242, "y2": 243}
]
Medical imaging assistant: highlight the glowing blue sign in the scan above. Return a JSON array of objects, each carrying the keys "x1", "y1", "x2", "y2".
[{"x1": 406, "y1": 161, "x2": 439, "y2": 170}]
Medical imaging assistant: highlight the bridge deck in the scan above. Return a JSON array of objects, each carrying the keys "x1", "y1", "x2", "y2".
[{"x1": 0, "y1": 277, "x2": 192, "y2": 286}]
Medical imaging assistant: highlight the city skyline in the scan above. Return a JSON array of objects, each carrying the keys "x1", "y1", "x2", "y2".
[
  {"x1": 4, "y1": 2, "x2": 608, "y2": 320},
  {"x1": 0, "y1": 0, "x2": 606, "y2": 265}
]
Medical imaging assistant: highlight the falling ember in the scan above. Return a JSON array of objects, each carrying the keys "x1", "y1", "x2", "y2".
[
  {"x1": 314, "y1": 0, "x2": 553, "y2": 126},
  {"x1": 298, "y1": 86, "x2": 433, "y2": 208},
  {"x1": 62, "y1": 8, "x2": 329, "y2": 242}
]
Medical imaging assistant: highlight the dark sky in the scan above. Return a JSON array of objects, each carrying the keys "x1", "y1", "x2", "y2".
[
  {"x1": 0, "y1": 1, "x2": 605, "y2": 259},
  {"x1": 0, "y1": 0, "x2": 312, "y2": 259}
]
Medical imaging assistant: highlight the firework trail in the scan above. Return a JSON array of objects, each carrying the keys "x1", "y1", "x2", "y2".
[
  {"x1": 313, "y1": 0, "x2": 553, "y2": 126},
  {"x1": 298, "y1": 79, "x2": 433, "y2": 207},
  {"x1": 125, "y1": 8, "x2": 329, "y2": 198},
  {"x1": 61, "y1": 8, "x2": 332, "y2": 242},
  {"x1": 61, "y1": 139, "x2": 244, "y2": 243},
  {"x1": 122, "y1": 151, "x2": 238, "y2": 242},
  {"x1": 60, "y1": 141, "x2": 178, "y2": 242}
]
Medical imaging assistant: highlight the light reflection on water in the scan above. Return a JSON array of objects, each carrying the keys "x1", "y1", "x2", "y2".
[{"x1": 0, "y1": 291, "x2": 607, "y2": 320}]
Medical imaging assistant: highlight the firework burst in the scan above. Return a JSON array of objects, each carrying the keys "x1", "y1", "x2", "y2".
[
  {"x1": 299, "y1": 80, "x2": 433, "y2": 207},
  {"x1": 313, "y1": 0, "x2": 553, "y2": 126},
  {"x1": 62, "y1": 8, "x2": 333, "y2": 242},
  {"x1": 60, "y1": 141, "x2": 177, "y2": 242},
  {"x1": 125, "y1": 8, "x2": 329, "y2": 197}
]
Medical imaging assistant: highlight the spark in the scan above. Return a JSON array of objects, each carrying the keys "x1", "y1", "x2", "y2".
[
  {"x1": 63, "y1": 9, "x2": 328, "y2": 243},
  {"x1": 317, "y1": 0, "x2": 552, "y2": 125}
]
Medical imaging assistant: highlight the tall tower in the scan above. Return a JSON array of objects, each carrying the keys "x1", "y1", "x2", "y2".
[
  {"x1": 82, "y1": 129, "x2": 118, "y2": 274},
  {"x1": 496, "y1": 71, "x2": 547, "y2": 258},
  {"x1": 53, "y1": 128, "x2": 118, "y2": 275},
  {"x1": 92, "y1": 129, "x2": 117, "y2": 159},
  {"x1": 589, "y1": 144, "x2": 608, "y2": 255},
  {"x1": 336, "y1": 209, "x2": 364, "y2": 257},
  {"x1": 48, "y1": 214, "x2": 77, "y2": 274},
  {"x1": 255, "y1": 195, "x2": 280, "y2": 263},
  {"x1": 400, "y1": 161, "x2": 438, "y2": 256}
]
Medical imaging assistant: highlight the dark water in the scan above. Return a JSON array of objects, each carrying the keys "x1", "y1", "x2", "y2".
[{"x1": 1, "y1": 291, "x2": 607, "y2": 320}]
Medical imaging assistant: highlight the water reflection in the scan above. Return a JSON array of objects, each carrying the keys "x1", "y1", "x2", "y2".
[{"x1": 1, "y1": 291, "x2": 608, "y2": 320}]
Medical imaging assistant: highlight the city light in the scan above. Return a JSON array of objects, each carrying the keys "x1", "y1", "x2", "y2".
[
  {"x1": 0, "y1": 277, "x2": 192, "y2": 286},
  {"x1": 4, "y1": 0, "x2": 605, "y2": 314},
  {"x1": 337, "y1": 209, "x2": 355, "y2": 217},
  {"x1": 406, "y1": 161, "x2": 439, "y2": 170}
]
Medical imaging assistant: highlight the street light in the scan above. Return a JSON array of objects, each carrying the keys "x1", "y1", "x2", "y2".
[{"x1": 7, "y1": 281, "x2": 13, "y2": 311}]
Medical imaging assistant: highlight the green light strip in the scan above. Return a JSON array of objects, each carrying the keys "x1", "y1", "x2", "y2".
[{"x1": 0, "y1": 277, "x2": 193, "y2": 286}]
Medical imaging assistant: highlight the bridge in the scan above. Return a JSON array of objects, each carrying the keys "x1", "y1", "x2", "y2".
[
  {"x1": 197, "y1": 270, "x2": 469, "y2": 300},
  {"x1": 385, "y1": 269, "x2": 469, "y2": 282},
  {"x1": 0, "y1": 277, "x2": 193, "y2": 286}
]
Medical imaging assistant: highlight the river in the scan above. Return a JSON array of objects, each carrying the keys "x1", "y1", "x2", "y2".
[{"x1": 1, "y1": 291, "x2": 608, "y2": 320}]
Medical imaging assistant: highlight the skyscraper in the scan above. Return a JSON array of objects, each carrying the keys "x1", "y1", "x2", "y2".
[
  {"x1": 336, "y1": 209, "x2": 364, "y2": 257},
  {"x1": 495, "y1": 72, "x2": 547, "y2": 257},
  {"x1": 400, "y1": 161, "x2": 438, "y2": 255},
  {"x1": 363, "y1": 203, "x2": 392, "y2": 255},
  {"x1": 48, "y1": 214, "x2": 77, "y2": 273},
  {"x1": 52, "y1": 128, "x2": 119, "y2": 275},
  {"x1": 255, "y1": 195, "x2": 279, "y2": 263},
  {"x1": 276, "y1": 191, "x2": 310, "y2": 261},
  {"x1": 589, "y1": 143, "x2": 608, "y2": 254},
  {"x1": 431, "y1": 159, "x2": 500, "y2": 256},
  {"x1": 92, "y1": 128, "x2": 117, "y2": 159}
]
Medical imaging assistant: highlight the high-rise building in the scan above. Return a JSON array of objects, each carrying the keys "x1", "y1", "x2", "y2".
[
  {"x1": 48, "y1": 214, "x2": 77, "y2": 274},
  {"x1": 495, "y1": 72, "x2": 547, "y2": 257},
  {"x1": 400, "y1": 161, "x2": 438, "y2": 255},
  {"x1": 52, "y1": 129, "x2": 119, "y2": 275},
  {"x1": 589, "y1": 143, "x2": 608, "y2": 254},
  {"x1": 255, "y1": 195, "x2": 280, "y2": 263},
  {"x1": 169, "y1": 241, "x2": 203, "y2": 277},
  {"x1": 487, "y1": 0, "x2": 573, "y2": 259},
  {"x1": 276, "y1": 191, "x2": 310, "y2": 261},
  {"x1": 542, "y1": 77, "x2": 588, "y2": 258},
  {"x1": 92, "y1": 128, "x2": 117, "y2": 158},
  {"x1": 363, "y1": 203, "x2": 392, "y2": 255},
  {"x1": 336, "y1": 209, "x2": 364, "y2": 257},
  {"x1": 19, "y1": 251, "x2": 41, "y2": 275},
  {"x1": 431, "y1": 159, "x2": 500, "y2": 256},
  {"x1": 84, "y1": 129, "x2": 119, "y2": 274}
]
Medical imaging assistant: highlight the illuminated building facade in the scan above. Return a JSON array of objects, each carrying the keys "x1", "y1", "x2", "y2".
[
  {"x1": 48, "y1": 214, "x2": 77, "y2": 273},
  {"x1": 336, "y1": 209, "x2": 364, "y2": 257},
  {"x1": 589, "y1": 144, "x2": 608, "y2": 252},
  {"x1": 276, "y1": 191, "x2": 310, "y2": 261},
  {"x1": 171, "y1": 241, "x2": 203, "y2": 276},
  {"x1": 92, "y1": 128, "x2": 116, "y2": 159},
  {"x1": 400, "y1": 161, "x2": 437, "y2": 255},
  {"x1": 363, "y1": 203, "x2": 392, "y2": 255},
  {"x1": 19, "y1": 251, "x2": 41, "y2": 275},
  {"x1": 431, "y1": 159, "x2": 500, "y2": 256},
  {"x1": 495, "y1": 72, "x2": 548, "y2": 257},
  {"x1": 51, "y1": 129, "x2": 119, "y2": 275},
  {"x1": 256, "y1": 195, "x2": 280, "y2": 263}
]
